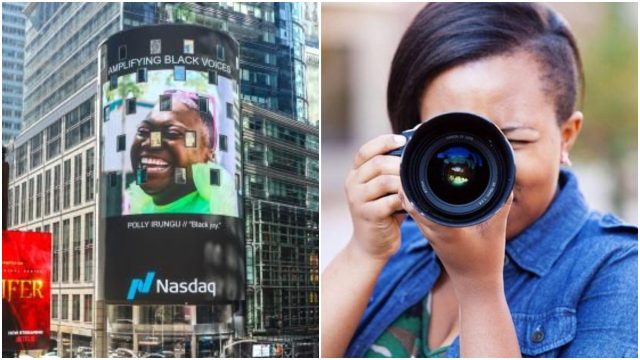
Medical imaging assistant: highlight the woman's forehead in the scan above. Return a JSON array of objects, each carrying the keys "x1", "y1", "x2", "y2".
[{"x1": 419, "y1": 51, "x2": 556, "y2": 129}]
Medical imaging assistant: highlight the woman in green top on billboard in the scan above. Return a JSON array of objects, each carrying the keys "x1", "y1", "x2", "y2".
[{"x1": 127, "y1": 89, "x2": 238, "y2": 216}]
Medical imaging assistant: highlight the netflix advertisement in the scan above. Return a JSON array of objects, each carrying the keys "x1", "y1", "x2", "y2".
[{"x1": 2, "y1": 231, "x2": 51, "y2": 351}]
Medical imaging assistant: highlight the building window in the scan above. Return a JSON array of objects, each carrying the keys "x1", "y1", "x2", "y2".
[
  {"x1": 47, "y1": 119, "x2": 62, "y2": 159},
  {"x1": 150, "y1": 132, "x2": 162, "y2": 148},
  {"x1": 30, "y1": 132, "x2": 43, "y2": 169},
  {"x1": 63, "y1": 160, "x2": 71, "y2": 209},
  {"x1": 307, "y1": 185, "x2": 319, "y2": 210},
  {"x1": 175, "y1": 168, "x2": 186, "y2": 184},
  {"x1": 52, "y1": 294, "x2": 58, "y2": 319},
  {"x1": 84, "y1": 212, "x2": 93, "y2": 282},
  {"x1": 135, "y1": 168, "x2": 147, "y2": 185},
  {"x1": 137, "y1": 68, "x2": 147, "y2": 83},
  {"x1": 159, "y1": 94, "x2": 172, "y2": 111},
  {"x1": 184, "y1": 39, "x2": 194, "y2": 54},
  {"x1": 65, "y1": 98, "x2": 95, "y2": 150},
  {"x1": 216, "y1": 44, "x2": 225, "y2": 61},
  {"x1": 28, "y1": 178, "x2": 34, "y2": 221},
  {"x1": 35, "y1": 174, "x2": 42, "y2": 218},
  {"x1": 218, "y1": 134, "x2": 229, "y2": 151},
  {"x1": 86, "y1": 148, "x2": 94, "y2": 201},
  {"x1": 226, "y1": 102, "x2": 235, "y2": 120},
  {"x1": 267, "y1": 178, "x2": 306, "y2": 206},
  {"x1": 198, "y1": 96, "x2": 208, "y2": 113},
  {"x1": 267, "y1": 147, "x2": 306, "y2": 176},
  {"x1": 62, "y1": 219, "x2": 70, "y2": 282},
  {"x1": 185, "y1": 131, "x2": 196, "y2": 148},
  {"x1": 84, "y1": 295, "x2": 92, "y2": 322},
  {"x1": 12, "y1": 186, "x2": 18, "y2": 225},
  {"x1": 74, "y1": 154, "x2": 82, "y2": 206},
  {"x1": 44, "y1": 170, "x2": 51, "y2": 215},
  {"x1": 117, "y1": 134, "x2": 126, "y2": 152},
  {"x1": 110, "y1": 75, "x2": 118, "y2": 90},
  {"x1": 118, "y1": 45, "x2": 127, "y2": 61},
  {"x1": 241, "y1": 69, "x2": 250, "y2": 82},
  {"x1": 52, "y1": 222, "x2": 59, "y2": 283},
  {"x1": 150, "y1": 39, "x2": 161, "y2": 54},
  {"x1": 72, "y1": 216, "x2": 81, "y2": 282},
  {"x1": 174, "y1": 66, "x2": 186, "y2": 81},
  {"x1": 72, "y1": 294, "x2": 80, "y2": 321},
  {"x1": 61, "y1": 294, "x2": 69, "y2": 320},
  {"x1": 20, "y1": 182, "x2": 26, "y2": 223},
  {"x1": 103, "y1": 106, "x2": 110, "y2": 123},
  {"x1": 7, "y1": 188, "x2": 12, "y2": 228},
  {"x1": 53, "y1": 165, "x2": 61, "y2": 212},
  {"x1": 110, "y1": 173, "x2": 118, "y2": 187},
  {"x1": 126, "y1": 98, "x2": 136, "y2": 115},
  {"x1": 100, "y1": 44, "x2": 107, "y2": 70},
  {"x1": 210, "y1": 168, "x2": 220, "y2": 186},
  {"x1": 15, "y1": 144, "x2": 27, "y2": 177},
  {"x1": 208, "y1": 70, "x2": 218, "y2": 85},
  {"x1": 139, "y1": 305, "x2": 190, "y2": 324},
  {"x1": 244, "y1": 115, "x2": 264, "y2": 133}
]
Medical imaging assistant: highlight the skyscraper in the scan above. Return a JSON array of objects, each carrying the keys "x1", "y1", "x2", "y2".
[
  {"x1": 2, "y1": 2, "x2": 26, "y2": 144},
  {"x1": 7, "y1": 3, "x2": 318, "y2": 357}
]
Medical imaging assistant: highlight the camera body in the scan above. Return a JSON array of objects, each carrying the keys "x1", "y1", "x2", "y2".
[{"x1": 390, "y1": 112, "x2": 516, "y2": 227}]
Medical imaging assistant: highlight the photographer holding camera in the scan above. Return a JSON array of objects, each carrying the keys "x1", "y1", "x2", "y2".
[{"x1": 322, "y1": 3, "x2": 637, "y2": 358}]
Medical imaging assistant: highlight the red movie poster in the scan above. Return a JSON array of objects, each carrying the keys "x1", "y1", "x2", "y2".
[{"x1": 2, "y1": 230, "x2": 51, "y2": 351}]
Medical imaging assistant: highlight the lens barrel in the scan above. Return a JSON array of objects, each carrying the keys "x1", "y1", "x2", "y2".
[{"x1": 393, "y1": 112, "x2": 515, "y2": 227}]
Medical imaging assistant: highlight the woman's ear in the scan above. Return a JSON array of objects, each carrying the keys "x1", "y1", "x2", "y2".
[{"x1": 560, "y1": 111, "x2": 583, "y2": 160}]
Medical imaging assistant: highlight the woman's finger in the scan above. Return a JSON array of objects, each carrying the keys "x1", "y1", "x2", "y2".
[
  {"x1": 353, "y1": 134, "x2": 406, "y2": 169},
  {"x1": 360, "y1": 193, "x2": 403, "y2": 220},
  {"x1": 356, "y1": 155, "x2": 401, "y2": 183},
  {"x1": 361, "y1": 175, "x2": 401, "y2": 202}
]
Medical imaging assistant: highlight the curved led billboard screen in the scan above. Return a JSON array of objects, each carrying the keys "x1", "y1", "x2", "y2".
[{"x1": 98, "y1": 25, "x2": 244, "y2": 304}]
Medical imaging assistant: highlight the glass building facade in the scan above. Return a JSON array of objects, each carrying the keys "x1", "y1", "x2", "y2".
[
  {"x1": 2, "y1": 2, "x2": 26, "y2": 144},
  {"x1": 7, "y1": 2, "x2": 318, "y2": 358}
]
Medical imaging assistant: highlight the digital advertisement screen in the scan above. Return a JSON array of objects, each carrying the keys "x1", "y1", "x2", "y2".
[
  {"x1": 2, "y1": 231, "x2": 51, "y2": 351},
  {"x1": 99, "y1": 25, "x2": 244, "y2": 304}
]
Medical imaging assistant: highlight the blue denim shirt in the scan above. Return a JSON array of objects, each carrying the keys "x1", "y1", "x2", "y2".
[{"x1": 346, "y1": 169, "x2": 638, "y2": 357}]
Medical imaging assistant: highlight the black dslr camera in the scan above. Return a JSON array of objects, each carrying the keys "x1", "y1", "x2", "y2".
[{"x1": 390, "y1": 112, "x2": 515, "y2": 227}]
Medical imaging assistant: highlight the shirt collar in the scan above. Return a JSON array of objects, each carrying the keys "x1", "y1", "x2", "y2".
[
  {"x1": 506, "y1": 168, "x2": 590, "y2": 277},
  {"x1": 407, "y1": 169, "x2": 590, "y2": 277}
]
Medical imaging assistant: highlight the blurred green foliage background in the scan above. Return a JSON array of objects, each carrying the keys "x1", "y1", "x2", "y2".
[{"x1": 566, "y1": 2, "x2": 637, "y2": 214}]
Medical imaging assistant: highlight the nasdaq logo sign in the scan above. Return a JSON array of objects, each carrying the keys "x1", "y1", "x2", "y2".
[
  {"x1": 126, "y1": 271, "x2": 216, "y2": 301},
  {"x1": 127, "y1": 272, "x2": 155, "y2": 300}
]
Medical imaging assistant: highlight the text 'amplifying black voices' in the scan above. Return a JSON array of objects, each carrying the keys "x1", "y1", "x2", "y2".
[{"x1": 107, "y1": 55, "x2": 233, "y2": 77}]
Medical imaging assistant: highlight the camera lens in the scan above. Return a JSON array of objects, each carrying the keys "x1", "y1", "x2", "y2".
[
  {"x1": 396, "y1": 112, "x2": 515, "y2": 227},
  {"x1": 427, "y1": 145, "x2": 489, "y2": 205}
]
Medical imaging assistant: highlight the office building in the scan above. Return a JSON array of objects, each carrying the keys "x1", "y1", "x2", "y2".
[{"x1": 2, "y1": 2, "x2": 27, "y2": 144}]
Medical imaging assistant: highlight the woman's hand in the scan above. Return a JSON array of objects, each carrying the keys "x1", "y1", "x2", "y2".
[
  {"x1": 401, "y1": 191, "x2": 521, "y2": 357},
  {"x1": 321, "y1": 134, "x2": 407, "y2": 357},
  {"x1": 400, "y1": 190, "x2": 513, "y2": 295},
  {"x1": 346, "y1": 134, "x2": 407, "y2": 261}
]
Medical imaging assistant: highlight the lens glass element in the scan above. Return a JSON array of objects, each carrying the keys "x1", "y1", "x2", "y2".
[{"x1": 427, "y1": 145, "x2": 490, "y2": 205}]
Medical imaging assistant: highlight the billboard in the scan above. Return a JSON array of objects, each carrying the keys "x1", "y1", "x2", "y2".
[
  {"x1": 99, "y1": 25, "x2": 244, "y2": 304},
  {"x1": 2, "y1": 231, "x2": 51, "y2": 351}
]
